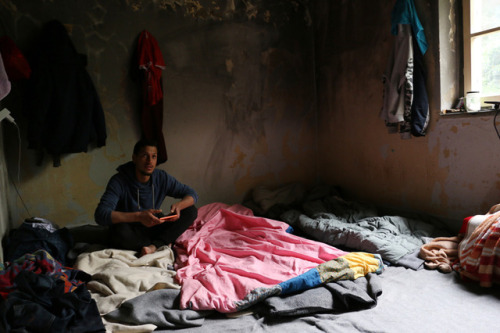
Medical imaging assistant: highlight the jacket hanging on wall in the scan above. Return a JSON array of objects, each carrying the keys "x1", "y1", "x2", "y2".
[
  {"x1": 380, "y1": 0, "x2": 429, "y2": 138},
  {"x1": 135, "y1": 30, "x2": 168, "y2": 164},
  {"x1": 24, "y1": 20, "x2": 106, "y2": 167}
]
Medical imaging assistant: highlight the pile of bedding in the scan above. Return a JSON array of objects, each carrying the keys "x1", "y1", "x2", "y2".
[
  {"x1": 246, "y1": 184, "x2": 446, "y2": 269},
  {"x1": 73, "y1": 246, "x2": 192, "y2": 332},
  {"x1": 4, "y1": 188, "x2": 498, "y2": 332},
  {"x1": 174, "y1": 203, "x2": 383, "y2": 313},
  {"x1": 72, "y1": 202, "x2": 383, "y2": 331},
  {"x1": 1, "y1": 200, "x2": 386, "y2": 332},
  {"x1": 420, "y1": 203, "x2": 500, "y2": 287},
  {"x1": 74, "y1": 246, "x2": 179, "y2": 315}
]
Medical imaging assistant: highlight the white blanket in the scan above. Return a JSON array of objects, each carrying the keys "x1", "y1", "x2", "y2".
[{"x1": 74, "y1": 246, "x2": 179, "y2": 316}]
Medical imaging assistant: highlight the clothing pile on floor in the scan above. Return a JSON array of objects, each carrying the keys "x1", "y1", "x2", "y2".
[{"x1": 0, "y1": 218, "x2": 105, "y2": 332}]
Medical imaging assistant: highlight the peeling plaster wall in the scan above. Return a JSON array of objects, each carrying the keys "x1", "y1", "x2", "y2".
[
  {"x1": 0, "y1": 0, "x2": 317, "y2": 228},
  {"x1": 314, "y1": 0, "x2": 500, "y2": 231}
]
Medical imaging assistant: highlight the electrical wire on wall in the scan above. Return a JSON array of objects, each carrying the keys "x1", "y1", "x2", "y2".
[
  {"x1": 9, "y1": 176, "x2": 31, "y2": 219},
  {"x1": 495, "y1": 109, "x2": 500, "y2": 140},
  {"x1": 9, "y1": 125, "x2": 31, "y2": 219},
  {"x1": 485, "y1": 101, "x2": 500, "y2": 141}
]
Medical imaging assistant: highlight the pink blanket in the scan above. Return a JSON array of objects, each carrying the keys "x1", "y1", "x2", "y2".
[{"x1": 174, "y1": 203, "x2": 348, "y2": 312}]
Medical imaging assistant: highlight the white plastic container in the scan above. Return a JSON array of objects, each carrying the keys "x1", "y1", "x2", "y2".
[{"x1": 465, "y1": 91, "x2": 480, "y2": 112}]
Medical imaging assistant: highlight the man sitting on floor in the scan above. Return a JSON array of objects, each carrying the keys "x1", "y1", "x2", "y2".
[{"x1": 94, "y1": 139, "x2": 198, "y2": 256}]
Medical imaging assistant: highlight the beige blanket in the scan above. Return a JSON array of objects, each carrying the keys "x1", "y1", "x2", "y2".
[
  {"x1": 74, "y1": 246, "x2": 180, "y2": 316},
  {"x1": 419, "y1": 236, "x2": 461, "y2": 273}
]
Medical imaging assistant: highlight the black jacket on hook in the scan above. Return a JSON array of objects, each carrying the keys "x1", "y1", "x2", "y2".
[{"x1": 25, "y1": 20, "x2": 106, "y2": 166}]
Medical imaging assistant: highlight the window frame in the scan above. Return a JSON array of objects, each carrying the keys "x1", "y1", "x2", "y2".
[{"x1": 462, "y1": 0, "x2": 500, "y2": 105}]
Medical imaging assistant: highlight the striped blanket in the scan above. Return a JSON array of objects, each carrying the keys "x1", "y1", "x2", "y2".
[{"x1": 455, "y1": 204, "x2": 500, "y2": 287}]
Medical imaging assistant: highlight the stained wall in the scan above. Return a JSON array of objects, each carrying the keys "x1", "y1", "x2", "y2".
[
  {"x1": 0, "y1": 0, "x2": 318, "y2": 227},
  {"x1": 314, "y1": 0, "x2": 500, "y2": 231},
  {"x1": 1, "y1": 0, "x2": 498, "y2": 234}
]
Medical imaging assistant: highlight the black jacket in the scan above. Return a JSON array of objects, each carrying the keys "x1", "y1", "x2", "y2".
[{"x1": 25, "y1": 20, "x2": 106, "y2": 166}]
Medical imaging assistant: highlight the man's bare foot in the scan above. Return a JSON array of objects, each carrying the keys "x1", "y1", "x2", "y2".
[{"x1": 140, "y1": 244, "x2": 157, "y2": 256}]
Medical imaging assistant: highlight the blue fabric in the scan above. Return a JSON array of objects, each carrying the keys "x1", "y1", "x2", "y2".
[
  {"x1": 94, "y1": 161, "x2": 198, "y2": 226},
  {"x1": 410, "y1": 34, "x2": 429, "y2": 136},
  {"x1": 278, "y1": 268, "x2": 321, "y2": 296},
  {"x1": 391, "y1": 0, "x2": 428, "y2": 54}
]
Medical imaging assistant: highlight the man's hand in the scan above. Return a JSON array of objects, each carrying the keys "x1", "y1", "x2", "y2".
[
  {"x1": 168, "y1": 204, "x2": 181, "y2": 222},
  {"x1": 138, "y1": 209, "x2": 163, "y2": 227},
  {"x1": 168, "y1": 195, "x2": 195, "y2": 222},
  {"x1": 110, "y1": 204, "x2": 189, "y2": 226}
]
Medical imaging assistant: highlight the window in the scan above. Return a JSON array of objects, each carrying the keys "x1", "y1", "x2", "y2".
[{"x1": 463, "y1": 0, "x2": 500, "y2": 105}]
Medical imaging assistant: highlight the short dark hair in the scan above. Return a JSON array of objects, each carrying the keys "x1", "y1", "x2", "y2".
[{"x1": 133, "y1": 138, "x2": 158, "y2": 155}]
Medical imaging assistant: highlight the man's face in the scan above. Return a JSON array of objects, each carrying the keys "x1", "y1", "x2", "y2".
[{"x1": 133, "y1": 145, "x2": 158, "y2": 177}]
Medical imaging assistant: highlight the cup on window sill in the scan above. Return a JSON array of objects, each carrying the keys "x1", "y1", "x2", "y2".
[{"x1": 465, "y1": 91, "x2": 480, "y2": 112}]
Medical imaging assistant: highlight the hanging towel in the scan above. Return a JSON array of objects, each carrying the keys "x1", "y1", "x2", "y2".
[
  {"x1": 136, "y1": 30, "x2": 168, "y2": 164},
  {"x1": 138, "y1": 30, "x2": 166, "y2": 107}
]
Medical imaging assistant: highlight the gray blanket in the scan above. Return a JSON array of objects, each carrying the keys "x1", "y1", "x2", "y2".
[
  {"x1": 106, "y1": 273, "x2": 381, "y2": 331},
  {"x1": 105, "y1": 289, "x2": 211, "y2": 329},
  {"x1": 158, "y1": 266, "x2": 500, "y2": 333},
  {"x1": 260, "y1": 272, "x2": 382, "y2": 317},
  {"x1": 280, "y1": 195, "x2": 442, "y2": 267}
]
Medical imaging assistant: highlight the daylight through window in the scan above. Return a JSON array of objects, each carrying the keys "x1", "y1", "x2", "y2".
[{"x1": 463, "y1": 0, "x2": 500, "y2": 102}]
